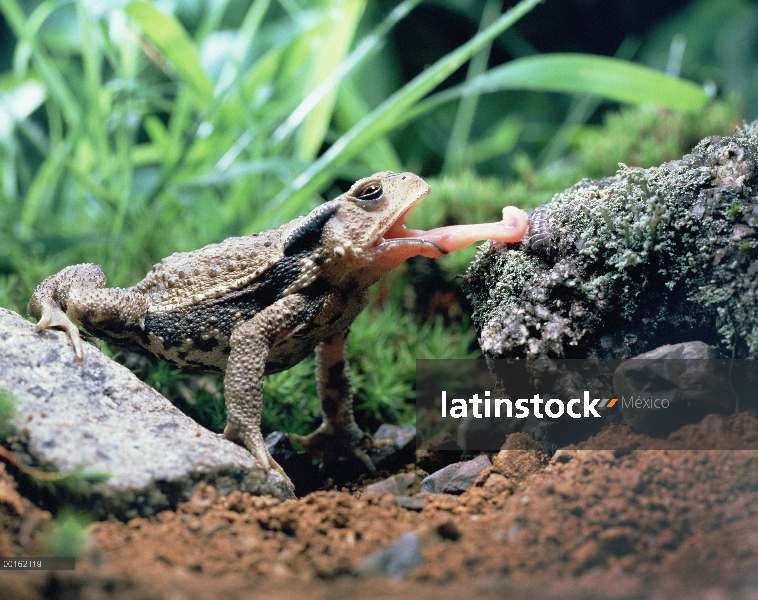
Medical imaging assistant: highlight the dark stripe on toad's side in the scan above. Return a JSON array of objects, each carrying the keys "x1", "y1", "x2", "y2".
[
  {"x1": 143, "y1": 252, "x2": 308, "y2": 350},
  {"x1": 283, "y1": 201, "x2": 339, "y2": 257},
  {"x1": 142, "y1": 265, "x2": 332, "y2": 370}
]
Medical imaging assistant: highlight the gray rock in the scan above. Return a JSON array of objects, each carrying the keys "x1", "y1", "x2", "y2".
[
  {"x1": 419, "y1": 464, "x2": 458, "y2": 494},
  {"x1": 419, "y1": 454, "x2": 491, "y2": 494},
  {"x1": 373, "y1": 423, "x2": 416, "y2": 448},
  {"x1": 0, "y1": 308, "x2": 293, "y2": 520},
  {"x1": 355, "y1": 531, "x2": 424, "y2": 578},
  {"x1": 393, "y1": 496, "x2": 426, "y2": 511},
  {"x1": 614, "y1": 341, "x2": 736, "y2": 436},
  {"x1": 443, "y1": 454, "x2": 492, "y2": 493},
  {"x1": 369, "y1": 423, "x2": 416, "y2": 471},
  {"x1": 364, "y1": 471, "x2": 424, "y2": 499}
]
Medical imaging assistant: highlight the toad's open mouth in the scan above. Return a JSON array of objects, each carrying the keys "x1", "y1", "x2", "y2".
[{"x1": 377, "y1": 205, "x2": 528, "y2": 255}]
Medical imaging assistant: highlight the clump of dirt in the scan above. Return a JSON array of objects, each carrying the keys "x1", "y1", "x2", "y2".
[
  {"x1": 573, "y1": 411, "x2": 758, "y2": 450},
  {"x1": 2, "y1": 413, "x2": 758, "y2": 599},
  {"x1": 491, "y1": 431, "x2": 549, "y2": 484}
]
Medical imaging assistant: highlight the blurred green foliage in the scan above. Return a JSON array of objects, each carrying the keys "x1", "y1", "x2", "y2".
[
  {"x1": 0, "y1": 0, "x2": 746, "y2": 437},
  {"x1": 44, "y1": 509, "x2": 91, "y2": 557},
  {"x1": 640, "y1": 0, "x2": 758, "y2": 118},
  {"x1": 0, "y1": 389, "x2": 15, "y2": 439}
]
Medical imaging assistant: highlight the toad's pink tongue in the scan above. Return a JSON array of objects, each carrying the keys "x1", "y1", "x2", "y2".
[{"x1": 384, "y1": 205, "x2": 528, "y2": 253}]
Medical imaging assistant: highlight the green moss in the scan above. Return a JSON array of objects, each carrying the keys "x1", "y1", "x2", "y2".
[
  {"x1": 728, "y1": 205, "x2": 743, "y2": 220},
  {"x1": 575, "y1": 99, "x2": 742, "y2": 178}
]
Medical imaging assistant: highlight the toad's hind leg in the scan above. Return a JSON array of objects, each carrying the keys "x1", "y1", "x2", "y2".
[
  {"x1": 288, "y1": 332, "x2": 392, "y2": 474},
  {"x1": 27, "y1": 264, "x2": 148, "y2": 360}
]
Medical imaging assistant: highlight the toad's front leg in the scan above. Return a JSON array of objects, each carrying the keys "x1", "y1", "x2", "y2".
[
  {"x1": 288, "y1": 331, "x2": 391, "y2": 474},
  {"x1": 27, "y1": 264, "x2": 148, "y2": 360},
  {"x1": 223, "y1": 295, "x2": 310, "y2": 490}
]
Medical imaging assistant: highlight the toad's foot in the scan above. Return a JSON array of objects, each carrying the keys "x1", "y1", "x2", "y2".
[
  {"x1": 288, "y1": 424, "x2": 394, "y2": 474},
  {"x1": 28, "y1": 283, "x2": 85, "y2": 361},
  {"x1": 224, "y1": 422, "x2": 294, "y2": 490},
  {"x1": 28, "y1": 263, "x2": 148, "y2": 362},
  {"x1": 26, "y1": 267, "x2": 91, "y2": 362},
  {"x1": 299, "y1": 331, "x2": 395, "y2": 475}
]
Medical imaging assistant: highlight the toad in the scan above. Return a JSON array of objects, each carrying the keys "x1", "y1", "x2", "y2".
[{"x1": 28, "y1": 171, "x2": 527, "y2": 488}]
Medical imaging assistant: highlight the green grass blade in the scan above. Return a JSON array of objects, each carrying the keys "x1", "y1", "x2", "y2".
[
  {"x1": 177, "y1": 158, "x2": 307, "y2": 188},
  {"x1": 333, "y1": 78, "x2": 403, "y2": 172},
  {"x1": 124, "y1": 0, "x2": 214, "y2": 107},
  {"x1": 0, "y1": 0, "x2": 81, "y2": 128},
  {"x1": 443, "y1": 0, "x2": 502, "y2": 174},
  {"x1": 255, "y1": 0, "x2": 542, "y2": 231},
  {"x1": 538, "y1": 38, "x2": 639, "y2": 167},
  {"x1": 19, "y1": 154, "x2": 65, "y2": 236},
  {"x1": 11, "y1": 0, "x2": 60, "y2": 79},
  {"x1": 295, "y1": 0, "x2": 364, "y2": 160},
  {"x1": 214, "y1": 0, "x2": 272, "y2": 96},
  {"x1": 272, "y1": 0, "x2": 423, "y2": 147},
  {"x1": 424, "y1": 53, "x2": 710, "y2": 115},
  {"x1": 76, "y1": 0, "x2": 113, "y2": 193},
  {"x1": 465, "y1": 114, "x2": 522, "y2": 165},
  {"x1": 195, "y1": 0, "x2": 232, "y2": 41}
]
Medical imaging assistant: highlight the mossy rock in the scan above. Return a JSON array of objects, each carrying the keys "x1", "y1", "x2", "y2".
[{"x1": 466, "y1": 122, "x2": 758, "y2": 359}]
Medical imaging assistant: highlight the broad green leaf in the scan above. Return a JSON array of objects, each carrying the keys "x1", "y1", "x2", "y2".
[
  {"x1": 420, "y1": 54, "x2": 709, "y2": 117},
  {"x1": 124, "y1": 0, "x2": 214, "y2": 107}
]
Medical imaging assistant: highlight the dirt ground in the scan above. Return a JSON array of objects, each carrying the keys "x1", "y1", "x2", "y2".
[{"x1": 2, "y1": 413, "x2": 758, "y2": 600}]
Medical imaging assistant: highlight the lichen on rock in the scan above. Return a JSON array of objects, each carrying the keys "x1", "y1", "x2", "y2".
[{"x1": 466, "y1": 122, "x2": 758, "y2": 359}]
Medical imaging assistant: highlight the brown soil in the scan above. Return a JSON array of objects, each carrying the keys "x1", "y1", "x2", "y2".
[{"x1": 2, "y1": 414, "x2": 758, "y2": 599}]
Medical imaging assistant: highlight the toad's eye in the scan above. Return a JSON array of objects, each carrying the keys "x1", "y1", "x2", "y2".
[{"x1": 354, "y1": 182, "x2": 384, "y2": 208}]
